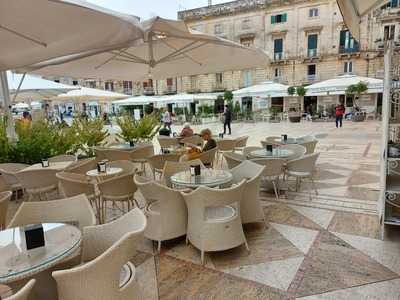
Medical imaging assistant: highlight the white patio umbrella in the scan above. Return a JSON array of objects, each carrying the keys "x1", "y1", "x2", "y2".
[
  {"x1": 336, "y1": 0, "x2": 383, "y2": 41},
  {"x1": 7, "y1": 72, "x2": 77, "y2": 102},
  {"x1": 305, "y1": 75, "x2": 383, "y2": 96},
  {"x1": 0, "y1": 0, "x2": 142, "y2": 71},
  {"x1": 233, "y1": 81, "x2": 289, "y2": 98},
  {"x1": 114, "y1": 96, "x2": 157, "y2": 106},
  {"x1": 19, "y1": 17, "x2": 269, "y2": 81},
  {"x1": 55, "y1": 87, "x2": 129, "y2": 102}
]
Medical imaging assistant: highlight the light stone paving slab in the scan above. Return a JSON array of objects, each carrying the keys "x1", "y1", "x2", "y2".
[{"x1": 288, "y1": 205, "x2": 335, "y2": 229}]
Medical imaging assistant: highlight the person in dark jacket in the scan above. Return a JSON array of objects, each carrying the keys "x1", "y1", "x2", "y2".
[{"x1": 223, "y1": 105, "x2": 232, "y2": 135}]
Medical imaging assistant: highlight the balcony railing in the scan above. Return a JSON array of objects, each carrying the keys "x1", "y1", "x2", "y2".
[
  {"x1": 307, "y1": 49, "x2": 318, "y2": 58},
  {"x1": 339, "y1": 46, "x2": 360, "y2": 54},
  {"x1": 143, "y1": 87, "x2": 155, "y2": 96},
  {"x1": 306, "y1": 74, "x2": 318, "y2": 82},
  {"x1": 123, "y1": 89, "x2": 132, "y2": 95},
  {"x1": 163, "y1": 86, "x2": 177, "y2": 95},
  {"x1": 212, "y1": 82, "x2": 226, "y2": 92},
  {"x1": 274, "y1": 52, "x2": 284, "y2": 61}
]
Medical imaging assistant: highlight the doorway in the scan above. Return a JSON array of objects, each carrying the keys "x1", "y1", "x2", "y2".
[
  {"x1": 303, "y1": 96, "x2": 318, "y2": 114},
  {"x1": 241, "y1": 97, "x2": 253, "y2": 113}
]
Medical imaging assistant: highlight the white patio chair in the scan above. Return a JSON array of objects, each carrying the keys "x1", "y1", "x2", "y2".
[
  {"x1": 250, "y1": 158, "x2": 285, "y2": 201},
  {"x1": 162, "y1": 159, "x2": 206, "y2": 187},
  {"x1": 157, "y1": 136, "x2": 180, "y2": 152},
  {"x1": 279, "y1": 144, "x2": 306, "y2": 161},
  {"x1": 181, "y1": 180, "x2": 248, "y2": 264},
  {"x1": 8, "y1": 194, "x2": 96, "y2": 231},
  {"x1": 16, "y1": 168, "x2": 59, "y2": 201},
  {"x1": 216, "y1": 139, "x2": 237, "y2": 166},
  {"x1": 134, "y1": 174, "x2": 187, "y2": 252},
  {"x1": 130, "y1": 144, "x2": 154, "y2": 173},
  {"x1": 286, "y1": 153, "x2": 320, "y2": 200},
  {"x1": 0, "y1": 163, "x2": 29, "y2": 198},
  {"x1": 5, "y1": 279, "x2": 35, "y2": 300},
  {"x1": 223, "y1": 152, "x2": 246, "y2": 169},
  {"x1": 53, "y1": 208, "x2": 146, "y2": 300},
  {"x1": 234, "y1": 136, "x2": 249, "y2": 153},
  {"x1": 230, "y1": 161, "x2": 266, "y2": 224},
  {"x1": 0, "y1": 191, "x2": 12, "y2": 229}
]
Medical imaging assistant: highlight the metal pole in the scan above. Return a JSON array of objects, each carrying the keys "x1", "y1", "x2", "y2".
[{"x1": 0, "y1": 71, "x2": 15, "y2": 139}]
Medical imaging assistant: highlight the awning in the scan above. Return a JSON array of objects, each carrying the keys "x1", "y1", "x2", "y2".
[
  {"x1": 233, "y1": 81, "x2": 289, "y2": 98},
  {"x1": 55, "y1": 87, "x2": 129, "y2": 102},
  {"x1": 337, "y1": 0, "x2": 383, "y2": 41},
  {"x1": 306, "y1": 74, "x2": 383, "y2": 96}
]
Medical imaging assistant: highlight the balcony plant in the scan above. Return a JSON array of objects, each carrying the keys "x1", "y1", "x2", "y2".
[{"x1": 116, "y1": 113, "x2": 160, "y2": 144}]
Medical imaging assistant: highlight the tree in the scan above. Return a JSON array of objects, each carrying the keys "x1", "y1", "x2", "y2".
[
  {"x1": 346, "y1": 81, "x2": 368, "y2": 108},
  {"x1": 224, "y1": 90, "x2": 233, "y2": 102},
  {"x1": 287, "y1": 86, "x2": 296, "y2": 96}
]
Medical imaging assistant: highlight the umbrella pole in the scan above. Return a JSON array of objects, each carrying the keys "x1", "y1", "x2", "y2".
[{"x1": 0, "y1": 71, "x2": 16, "y2": 140}]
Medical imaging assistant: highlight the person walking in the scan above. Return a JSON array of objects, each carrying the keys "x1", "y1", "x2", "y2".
[
  {"x1": 162, "y1": 108, "x2": 172, "y2": 130},
  {"x1": 223, "y1": 105, "x2": 232, "y2": 135},
  {"x1": 335, "y1": 102, "x2": 345, "y2": 128}
]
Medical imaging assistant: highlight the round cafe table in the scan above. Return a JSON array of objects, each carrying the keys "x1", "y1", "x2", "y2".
[
  {"x1": 0, "y1": 223, "x2": 81, "y2": 299},
  {"x1": 170, "y1": 169, "x2": 233, "y2": 189},
  {"x1": 22, "y1": 161, "x2": 73, "y2": 172},
  {"x1": 86, "y1": 167, "x2": 123, "y2": 179},
  {"x1": 250, "y1": 148, "x2": 294, "y2": 159},
  {"x1": 271, "y1": 137, "x2": 301, "y2": 145}
]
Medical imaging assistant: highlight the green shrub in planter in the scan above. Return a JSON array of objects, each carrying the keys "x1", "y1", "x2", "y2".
[
  {"x1": 116, "y1": 113, "x2": 160, "y2": 144},
  {"x1": 70, "y1": 118, "x2": 109, "y2": 158},
  {"x1": 0, "y1": 117, "x2": 10, "y2": 163}
]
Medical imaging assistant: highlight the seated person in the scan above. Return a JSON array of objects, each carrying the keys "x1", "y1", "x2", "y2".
[
  {"x1": 180, "y1": 123, "x2": 194, "y2": 138},
  {"x1": 200, "y1": 128, "x2": 217, "y2": 152},
  {"x1": 159, "y1": 124, "x2": 171, "y2": 137}
]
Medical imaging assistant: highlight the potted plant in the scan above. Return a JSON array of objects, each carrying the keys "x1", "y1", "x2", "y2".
[
  {"x1": 346, "y1": 81, "x2": 368, "y2": 122},
  {"x1": 116, "y1": 113, "x2": 160, "y2": 144},
  {"x1": 287, "y1": 86, "x2": 305, "y2": 123}
]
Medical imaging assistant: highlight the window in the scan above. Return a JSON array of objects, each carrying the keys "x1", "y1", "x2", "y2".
[
  {"x1": 344, "y1": 61, "x2": 353, "y2": 73},
  {"x1": 274, "y1": 68, "x2": 282, "y2": 79},
  {"x1": 214, "y1": 24, "x2": 223, "y2": 34},
  {"x1": 271, "y1": 13, "x2": 287, "y2": 24},
  {"x1": 309, "y1": 8, "x2": 319, "y2": 18},
  {"x1": 216, "y1": 73, "x2": 223, "y2": 84},
  {"x1": 72, "y1": 80, "x2": 78, "y2": 86},
  {"x1": 243, "y1": 70, "x2": 252, "y2": 87},
  {"x1": 384, "y1": 25, "x2": 396, "y2": 41},
  {"x1": 307, "y1": 64, "x2": 317, "y2": 81},
  {"x1": 339, "y1": 30, "x2": 359, "y2": 53},
  {"x1": 166, "y1": 78, "x2": 173, "y2": 86},
  {"x1": 391, "y1": 0, "x2": 399, "y2": 8},
  {"x1": 240, "y1": 37, "x2": 254, "y2": 47},
  {"x1": 241, "y1": 19, "x2": 251, "y2": 30},
  {"x1": 274, "y1": 38, "x2": 284, "y2": 60},
  {"x1": 307, "y1": 34, "x2": 318, "y2": 57},
  {"x1": 190, "y1": 75, "x2": 197, "y2": 89},
  {"x1": 104, "y1": 81, "x2": 114, "y2": 91},
  {"x1": 123, "y1": 81, "x2": 132, "y2": 94}
]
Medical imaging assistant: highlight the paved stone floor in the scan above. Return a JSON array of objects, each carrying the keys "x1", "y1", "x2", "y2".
[{"x1": 4, "y1": 119, "x2": 400, "y2": 299}]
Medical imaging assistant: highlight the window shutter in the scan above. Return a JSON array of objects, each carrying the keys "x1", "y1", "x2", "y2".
[
  {"x1": 271, "y1": 15, "x2": 276, "y2": 24},
  {"x1": 283, "y1": 13, "x2": 287, "y2": 22}
]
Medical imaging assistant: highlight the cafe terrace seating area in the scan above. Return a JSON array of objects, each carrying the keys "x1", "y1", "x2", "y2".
[{"x1": 0, "y1": 121, "x2": 398, "y2": 299}]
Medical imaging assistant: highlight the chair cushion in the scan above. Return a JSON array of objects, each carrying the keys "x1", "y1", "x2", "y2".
[{"x1": 205, "y1": 205, "x2": 236, "y2": 223}]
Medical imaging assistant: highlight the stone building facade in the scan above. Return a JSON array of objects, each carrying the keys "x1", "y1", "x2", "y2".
[{"x1": 53, "y1": 0, "x2": 400, "y2": 114}]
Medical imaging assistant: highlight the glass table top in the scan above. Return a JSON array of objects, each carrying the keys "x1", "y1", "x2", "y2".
[
  {"x1": 250, "y1": 148, "x2": 294, "y2": 159},
  {"x1": 23, "y1": 161, "x2": 73, "y2": 171},
  {"x1": 86, "y1": 167, "x2": 123, "y2": 177},
  {"x1": 170, "y1": 169, "x2": 233, "y2": 188},
  {"x1": 0, "y1": 223, "x2": 81, "y2": 284}
]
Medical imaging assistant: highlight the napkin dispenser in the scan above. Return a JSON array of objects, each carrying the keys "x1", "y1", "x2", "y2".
[
  {"x1": 266, "y1": 144, "x2": 273, "y2": 153},
  {"x1": 41, "y1": 158, "x2": 49, "y2": 168},
  {"x1": 281, "y1": 134, "x2": 288, "y2": 142},
  {"x1": 23, "y1": 224, "x2": 45, "y2": 250},
  {"x1": 190, "y1": 165, "x2": 201, "y2": 176}
]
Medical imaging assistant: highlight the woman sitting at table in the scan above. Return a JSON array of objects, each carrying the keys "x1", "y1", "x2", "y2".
[
  {"x1": 180, "y1": 123, "x2": 194, "y2": 138},
  {"x1": 200, "y1": 128, "x2": 217, "y2": 152}
]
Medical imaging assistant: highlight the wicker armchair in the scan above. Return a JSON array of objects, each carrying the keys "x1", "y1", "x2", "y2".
[
  {"x1": 53, "y1": 209, "x2": 146, "y2": 300},
  {"x1": 65, "y1": 158, "x2": 98, "y2": 175},
  {"x1": 279, "y1": 144, "x2": 306, "y2": 160},
  {"x1": 94, "y1": 148, "x2": 132, "y2": 162},
  {"x1": 134, "y1": 175, "x2": 187, "y2": 252},
  {"x1": 162, "y1": 159, "x2": 205, "y2": 187},
  {"x1": 181, "y1": 181, "x2": 248, "y2": 264},
  {"x1": 181, "y1": 135, "x2": 203, "y2": 147},
  {"x1": 194, "y1": 148, "x2": 217, "y2": 168},
  {"x1": 299, "y1": 140, "x2": 318, "y2": 155},
  {"x1": 157, "y1": 136, "x2": 179, "y2": 152},
  {"x1": 234, "y1": 136, "x2": 249, "y2": 153},
  {"x1": 48, "y1": 155, "x2": 77, "y2": 163},
  {"x1": 8, "y1": 194, "x2": 96, "y2": 231},
  {"x1": 0, "y1": 191, "x2": 12, "y2": 229},
  {"x1": 223, "y1": 152, "x2": 246, "y2": 169},
  {"x1": 250, "y1": 158, "x2": 285, "y2": 201},
  {"x1": 286, "y1": 153, "x2": 320, "y2": 199},
  {"x1": 5, "y1": 279, "x2": 35, "y2": 300},
  {"x1": 230, "y1": 161, "x2": 266, "y2": 224},
  {"x1": 147, "y1": 154, "x2": 181, "y2": 179},
  {"x1": 98, "y1": 171, "x2": 138, "y2": 222},
  {"x1": 56, "y1": 172, "x2": 96, "y2": 201},
  {"x1": 130, "y1": 144, "x2": 154, "y2": 172},
  {"x1": 216, "y1": 139, "x2": 237, "y2": 166},
  {"x1": 16, "y1": 168, "x2": 59, "y2": 201},
  {"x1": 107, "y1": 160, "x2": 137, "y2": 175},
  {"x1": 0, "y1": 163, "x2": 29, "y2": 198}
]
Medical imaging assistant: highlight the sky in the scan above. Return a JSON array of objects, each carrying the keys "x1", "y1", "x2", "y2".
[{"x1": 87, "y1": 0, "x2": 231, "y2": 20}]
